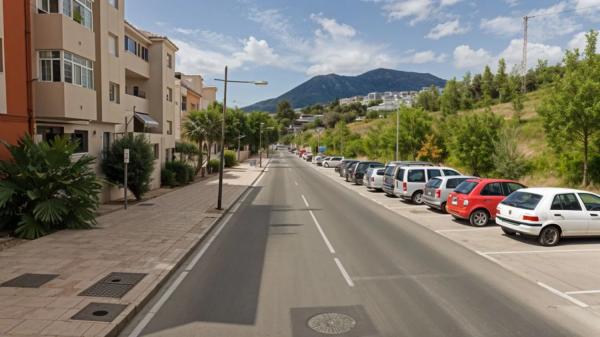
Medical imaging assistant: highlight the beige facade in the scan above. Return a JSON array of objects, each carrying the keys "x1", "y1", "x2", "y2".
[{"x1": 30, "y1": 0, "x2": 179, "y2": 202}]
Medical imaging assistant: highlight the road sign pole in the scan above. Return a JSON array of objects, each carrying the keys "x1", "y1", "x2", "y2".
[{"x1": 124, "y1": 148, "x2": 130, "y2": 210}]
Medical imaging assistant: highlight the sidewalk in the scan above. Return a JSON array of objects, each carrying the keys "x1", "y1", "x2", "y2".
[{"x1": 0, "y1": 158, "x2": 267, "y2": 337}]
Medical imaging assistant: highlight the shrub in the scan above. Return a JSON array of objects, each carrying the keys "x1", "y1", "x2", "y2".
[
  {"x1": 208, "y1": 159, "x2": 220, "y2": 173},
  {"x1": 102, "y1": 134, "x2": 154, "y2": 200},
  {"x1": 165, "y1": 161, "x2": 195, "y2": 185},
  {"x1": 224, "y1": 150, "x2": 237, "y2": 168},
  {"x1": 0, "y1": 136, "x2": 102, "y2": 239},
  {"x1": 161, "y1": 168, "x2": 177, "y2": 187}
]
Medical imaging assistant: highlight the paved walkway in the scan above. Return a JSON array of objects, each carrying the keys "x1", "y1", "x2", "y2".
[{"x1": 0, "y1": 159, "x2": 266, "y2": 337}]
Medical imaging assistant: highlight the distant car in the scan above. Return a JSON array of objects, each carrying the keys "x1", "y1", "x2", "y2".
[
  {"x1": 365, "y1": 167, "x2": 386, "y2": 191},
  {"x1": 323, "y1": 157, "x2": 344, "y2": 168},
  {"x1": 345, "y1": 161, "x2": 360, "y2": 182},
  {"x1": 382, "y1": 161, "x2": 433, "y2": 197},
  {"x1": 302, "y1": 152, "x2": 312, "y2": 160},
  {"x1": 423, "y1": 176, "x2": 475, "y2": 213},
  {"x1": 496, "y1": 188, "x2": 600, "y2": 246},
  {"x1": 447, "y1": 178, "x2": 525, "y2": 227},
  {"x1": 351, "y1": 161, "x2": 384, "y2": 185},
  {"x1": 305, "y1": 154, "x2": 313, "y2": 162},
  {"x1": 339, "y1": 160, "x2": 358, "y2": 177},
  {"x1": 314, "y1": 156, "x2": 328, "y2": 166},
  {"x1": 394, "y1": 166, "x2": 462, "y2": 204}
]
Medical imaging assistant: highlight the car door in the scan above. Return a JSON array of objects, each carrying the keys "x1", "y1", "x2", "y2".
[
  {"x1": 549, "y1": 193, "x2": 588, "y2": 235},
  {"x1": 406, "y1": 169, "x2": 426, "y2": 195},
  {"x1": 479, "y1": 182, "x2": 505, "y2": 215},
  {"x1": 577, "y1": 193, "x2": 600, "y2": 235}
]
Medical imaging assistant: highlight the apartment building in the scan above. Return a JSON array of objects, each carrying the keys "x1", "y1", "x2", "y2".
[
  {"x1": 0, "y1": 0, "x2": 33, "y2": 160},
  {"x1": 30, "y1": 0, "x2": 179, "y2": 201},
  {"x1": 174, "y1": 72, "x2": 218, "y2": 140}
]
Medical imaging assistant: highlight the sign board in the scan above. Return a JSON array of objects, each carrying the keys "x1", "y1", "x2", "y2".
[
  {"x1": 318, "y1": 146, "x2": 327, "y2": 153},
  {"x1": 124, "y1": 149, "x2": 130, "y2": 164}
]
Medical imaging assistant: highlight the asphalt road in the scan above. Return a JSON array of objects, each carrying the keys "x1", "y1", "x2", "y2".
[{"x1": 122, "y1": 151, "x2": 590, "y2": 337}]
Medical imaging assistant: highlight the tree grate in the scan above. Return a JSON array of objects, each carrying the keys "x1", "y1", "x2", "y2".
[
  {"x1": 0, "y1": 273, "x2": 58, "y2": 288},
  {"x1": 79, "y1": 272, "x2": 146, "y2": 298}
]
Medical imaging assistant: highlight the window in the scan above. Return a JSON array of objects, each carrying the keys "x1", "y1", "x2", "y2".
[
  {"x1": 551, "y1": 194, "x2": 582, "y2": 211},
  {"x1": 72, "y1": 0, "x2": 93, "y2": 29},
  {"x1": 578, "y1": 193, "x2": 600, "y2": 211},
  {"x1": 504, "y1": 182, "x2": 525, "y2": 195},
  {"x1": 425, "y1": 178, "x2": 442, "y2": 189},
  {"x1": 167, "y1": 53, "x2": 173, "y2": 68},
  {"x1": 125, "y1": 36, "x2": 136, "y2": 54},
  {"x1": 71, "y1": 130, "x2": 88, "y2": 153},
  {"x1": 108, "y1": 0, "x2": 118, "y2": 8},
  {"x1": 108, "y1": 34, "x2": 118, "y2": 57},
  {"x1": 455, "y1": 181, "x2": 478, "y2": 195},
  {"x1": 153, "y1": 143, "x2": 159, "y2": 159},
  {"x1": 38, "y1": 0, "x2": 92, "y2": 29},
  {"x1": 166, "y1": 87, "x2": 173, "y2": 102},
  {"x1": 102, "y1": 132, "x2": 111, "y2": 159},
  {"x1": 395, "y1": 168, "x2": 405, "y2": 180},
  {"x1": 443, "y1": 169, "x2": 460, "y2": 176},
  {"x1": 0, "y1": 39, "x2": 4, "y2": 73},
  {"x1": 181, "y1": 95, "x2": 187, "y2": 111},
  {"x1": 141, "y1": 47, "x2": 149, "y2": 61},
  {"x1": 109, "y1": 82, "x2": 120, "y2": 103},
  {"x1": 446, "y1": 177, "x2": 468, "y2": 189},
  {"x1": 427, "y1": 169, "x2": 441, "y2": 179},
  {"x1": 40, "y1": 51, "x2": 93, "y2": 88},
  {"x1": 167, "y1": 121, "x2": 172, "y2": 135},
  {"x1": 37, "y1": 126, "x2": 64, "y2": 142},
  {"x1": 501, "y1": 192, "x2": 543, "y2": 210},
  {"x1": 38, "y1": 0, "x2": 59, "y2": 13},
  {"x1": 481, "y1": 183, "x2": 503, "y2": 196},
  {"x1": 407, "y1": 169, "x2": 425, "y2": 183}
]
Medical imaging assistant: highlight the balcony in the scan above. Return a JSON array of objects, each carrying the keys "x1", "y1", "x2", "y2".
[
  {"x1": 34, "y1": 82, "x2": 96, "y2": 121},
  {"x1": 33, "y1": 13, "x2": 95, "y2": 61},
  {"x1": 124, "y1": 52, "x2": 150, "y2": 79},
  {"x1": 124, "y1": 92, "x2": 149, "y2": 117}
]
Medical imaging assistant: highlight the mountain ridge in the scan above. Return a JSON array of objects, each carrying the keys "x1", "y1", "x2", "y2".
[{"x1": 243, "y1": 68, "x2": 446, "y2": 112}]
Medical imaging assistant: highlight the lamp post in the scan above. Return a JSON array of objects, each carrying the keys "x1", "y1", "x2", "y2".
[
  {"x1": 395, "y1": 108, "x2": 399, "y2": 162},
  {"x1": 259, "y1": 122, "x2": 264, "y2": 167},
  {"x1": 265, "y1": 126, "x2": 274, "y2": 159},
  {"x1": 214, "y1": 67, "x2": 267, "y2": 210}
]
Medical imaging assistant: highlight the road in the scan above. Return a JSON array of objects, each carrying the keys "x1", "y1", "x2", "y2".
[{"x1": 121, "y1": 151, "x2": 589, "y2": 337}]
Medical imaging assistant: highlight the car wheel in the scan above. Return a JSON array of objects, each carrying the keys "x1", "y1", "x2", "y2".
[
  {"x1": 501, "y1": 227, "x2": 517, "y2": 236},
  {"x1": 411, "y1": 191, "x2": 424, "y2": 204},
  {"x1": 469, "y1": 209, "x2": 489, "y2": 227},
  {"x1": 538, "y1": 226, "x2": 561, "y2": 246},
  {"x1": 440, "y1": 202, "x2": 447, "y2": 214},
  {"x1": 324, "y1": 163, "x2": 329, "y2": 168}
]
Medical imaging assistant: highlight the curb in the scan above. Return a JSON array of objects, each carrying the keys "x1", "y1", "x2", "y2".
[{"x1": 106, "y1": 158, "x2": 271, "y2": 337}]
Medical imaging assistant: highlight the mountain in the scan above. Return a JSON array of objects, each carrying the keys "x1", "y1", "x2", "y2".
[{"x1": 243, "y1": 68, "x2": 446, "y2": 112}]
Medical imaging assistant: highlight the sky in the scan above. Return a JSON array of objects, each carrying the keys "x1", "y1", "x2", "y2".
[{"x1": 125, "y1": 0, "x2": 600, "y2": 107}]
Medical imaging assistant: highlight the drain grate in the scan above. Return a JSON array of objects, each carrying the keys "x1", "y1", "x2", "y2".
[
  {"x1": 79, "y1": 272, "x2": 146, "y2": 298},
  {"x1": 138, "y1": 203, "x2": 155, "y2": 207},
  {"x1": 71, "y1": 302, "x2": 128, "y2": 322},
  {"x1": 0, "y1": 273, "x2": 58, "y2": 288},
  {"x1": 308, "y1": 313, "x2": 357, "y2": 335}
]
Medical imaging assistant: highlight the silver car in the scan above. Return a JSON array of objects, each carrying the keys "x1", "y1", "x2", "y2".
[
  {"x1": 382, "y1": 161, "x2": 433, "y2": 196},
  {"x1": 394, "y1": 166, "x2": 462, "y2": 204},
  {"x1": 323, "y1": 156, "x2": 344, "y2": 168},
  {"x1": 423, "y1": 175, "x2": 474, "y2": 213},
  {"x1": 365, "y1": 168, "x2": 385, "y2": 191}
]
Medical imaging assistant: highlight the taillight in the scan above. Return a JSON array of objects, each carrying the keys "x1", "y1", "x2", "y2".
[
  {"x1": 496, "y1": 208, "x2": 500, "y2": 215},
  {"x1": 523, "y1": 215, "x2": 539, "y2": 222},
  {"x1": 403, "y1": 182, "x2": 407, "y2": 192},
  {"x1": 435, "y1": 189, "x2": 441, "y2": 199}
]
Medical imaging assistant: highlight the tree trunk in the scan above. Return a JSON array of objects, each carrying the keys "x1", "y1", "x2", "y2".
[
  {"x1": 583, "y1": 132, "x2": 589, "y2": 186},
  {"x1": 198, "y1": 140, "x2": 204, "y2": 177}
]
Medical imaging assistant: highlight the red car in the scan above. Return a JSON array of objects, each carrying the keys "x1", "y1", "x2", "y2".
[{"x1": 446, "y1": 178, "x2": 526, "y2": 226}]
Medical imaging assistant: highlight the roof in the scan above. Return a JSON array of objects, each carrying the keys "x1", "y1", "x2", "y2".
[{"x1": 431, "y1": 175, "x2": 475, "y2": 181}]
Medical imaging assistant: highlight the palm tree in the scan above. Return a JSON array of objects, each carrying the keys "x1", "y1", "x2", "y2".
[
  {"x1": 183, "y1": 111, "x2": 208, "y2": 176},
  {"x1": 203, "y1": 104, "x2": 223, "y2": 168}
]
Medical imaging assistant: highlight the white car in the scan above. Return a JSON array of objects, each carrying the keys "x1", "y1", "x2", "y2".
[
  {"x1": 496, "y1": 187, "x2": 600, "y2": 246},
  {"x1": 365, "y1": 167, "x2": 385, "y2": 190},
  {"x1": 322, "y1": 156, "x2": 344, "y2": 168}
]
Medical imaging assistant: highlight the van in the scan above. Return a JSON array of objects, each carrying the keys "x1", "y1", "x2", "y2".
[
  {"x1": 393, "y1": 166, "x2": 462, "y2": 204},
  {"x1": 382, "y1": 161, "x2": 433, "y2": 197}
]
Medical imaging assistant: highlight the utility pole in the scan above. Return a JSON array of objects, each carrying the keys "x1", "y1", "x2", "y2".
[
  {"x1": 395, "y1": 109, "x2": 399, "y2": 162},
  {"x1": 521, "y1": 15, "x2": 529, "y2": 94}
]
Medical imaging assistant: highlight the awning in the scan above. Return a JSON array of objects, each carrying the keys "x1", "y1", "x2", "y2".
[{"x1": 134, "y1": 112, "x2": 159, "y2": 128}]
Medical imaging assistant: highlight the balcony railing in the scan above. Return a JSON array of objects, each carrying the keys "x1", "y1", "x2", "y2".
[{"x1": 125, "y1": 88, "x2": 147, "y2": 99}]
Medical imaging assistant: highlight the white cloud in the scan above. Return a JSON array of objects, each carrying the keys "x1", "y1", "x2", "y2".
[
  {"x1": 453, "y1": 45, "x2": 495, "y2": 69},
  {"x1": 247, "y1": 8, "x2": 309, "y2": 52},
  {"x1": 426, "y1": 19, "x2": 468, "y2": 39},
  {"x1": 480, "y1": 16, "x2": 521, "y2": 37},
  {"x1": 234, "y1": 37, "x2": 279, "y2": 65},
  {"x1": 505, "y1": 0, "x2": 519, "y2": 6},
  {"x1": 383, "y1": 0, "x2": 434, "y2": 24},
  {"x1": 400, "y1": 50, "x2": 447, "y2": 63},
  {"x1": 567, "y1": 31, "x2": 600, "y2": 52},
  {"x1": 440, "y1": 0, "x2": 462, "y2": 6},
  {"x1": 310, "y1": 14, "x2": 356, "y2": 38}
]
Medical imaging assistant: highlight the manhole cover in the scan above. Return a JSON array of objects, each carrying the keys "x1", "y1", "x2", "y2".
[
  {"x1": 0, "y1": 273, "x2": 58, "y2": 288},
  {"x1": 307, "y1": 313, "x2": 357, "y2": 335},
  {"x1": 138, "y1": 203, "x2": 154, "y2": 207}
]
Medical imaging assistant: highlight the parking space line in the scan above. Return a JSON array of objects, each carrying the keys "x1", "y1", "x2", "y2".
[
  {"x1": 537, "y1": 282, "x2": 589, "y2": 308},
  {"x1": 565, "y1": 289, "x2": 600, "y2": 295},
  {"x1": 481, "y1": 248, "x2": 600, "y2": 255},
  {"x1": 436, "y1": 228, "x2": 498, "y2": 233},
  {"x1": 334, "y1": 257, "x2": 354, "y2": 287}
]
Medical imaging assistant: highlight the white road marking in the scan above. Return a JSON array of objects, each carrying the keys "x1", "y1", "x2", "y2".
[
  {"x1": 127, "y1": 168, "x2": 265, "y2": 337},
  {"x1": 301, "y1": 194, "x2": 310, "y2": 207},
  {"x1": 436, "y1": 228, "x2": 498, "y2": 233},
  {"x1": 334, "y1": 257, "x2": 354, "y2": 287},
  {"x1": 301, "y1": 194, "x2": 336, "y2": 254},
  {"x1": 481, "y1": 248, "x2": 600, "y2": 255},
  {"x1": 537, "y1": 282, "x2": 589, "y2": 308},
  {"x1": 565, "y1": 289, "x2": 600, "y2": 295}
]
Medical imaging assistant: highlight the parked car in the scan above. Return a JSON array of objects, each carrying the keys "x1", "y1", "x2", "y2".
[
  {"x1": 323, "y1": 156, "x2": 344, "y2": 168},
  {"x1": 351, "y1": 161, "x2": 384, "y2": 185},
  {"x1": 315, "y1": 156, "x2": 329, "y2": 166},
  {"x1": 446, "y1": 178, "x2": 525, "y2": 227},
  {"x1": 302, "y1": 152, "x2": 312, "y2": 160},
  {"x1": 305, "y1": 154, "x2": 313, "y2": 162},
  {"x1": 345, "y1": 161, "x2": 360, "y2": 182},
  {"x1": 382, "y1": 161, "x2": 433, "y2": 197},
  {"x1": 496, "y1": 188, "x2": 600, "y2": 246},
  {"x1": 394, "y1": 166, "x2": 462, "y2": 204},
  {"x1": 365, "y1": 168, "x2": 386, "y2": 191},
  {"x1": 423, "y1": 175, "x2": 475, "y2": 213},
  {"x1": 339, "y1": 160, "x2": 359, "y2": 176}
]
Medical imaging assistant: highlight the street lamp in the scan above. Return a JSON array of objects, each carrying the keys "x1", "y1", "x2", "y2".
[
  {"x1": 395, "y1": 109, "x2": 399, "y2": 162},
  {"x1": 214, "y1": 66, "x2": 268, "y2": 210}
]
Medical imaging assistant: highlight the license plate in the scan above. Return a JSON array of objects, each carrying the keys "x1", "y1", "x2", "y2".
[{"x1": 452, "y1": 197, "x2": 458, "y2": 205}]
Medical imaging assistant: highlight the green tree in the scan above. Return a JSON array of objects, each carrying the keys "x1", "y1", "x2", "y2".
[
  {"x1": 183, "y1": 110, "x2": 208, "y2": 175},
  {"x1": 447, "y1": 110, "x2": 503, "y2": 176},
  {"x1": 496, "y1": 58, "x2": 511, "y2": 102},
  {"x1": 509, "y1": 72, "x2": 525, "y2": 122},
  {"x1": 397, "y1": 107, "x2": 432, "y2": 160},
  {"x1": 102, "y1": 134, "x2": 155, "y2": 201},
  {"x1": 415, "y1": 85, "x2": 440, "y2": 111},
  {"x1": 539, "y1": 30, "x2": 600, "y2": 186},
  {"x1": 460, "y1": 72, "x2": 474, "y2": 110},
  {"x1": 493, "y1": 124, "x2": 529, "y2": 179},
  {"x1": 0, "y1": 136, "x2": 101, "y2": 239},
  {"x1": 481, "y1": 65, "x2": 495, "y2": 104},
  {"x1": 440, "y1": 78, "x2": 461, "y2": 116},
  {"x1": 276, "y1": 100, "x2": 296, "y2": 127}
]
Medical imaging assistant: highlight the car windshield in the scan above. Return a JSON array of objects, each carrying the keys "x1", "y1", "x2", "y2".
[
  {"x1": 501, "y1": 191, "x2": 543, "y2": 210},
  {"x1": 425, "y1": 178, "x2": 442, "y2": 188},
  {"x1": 384, "y1": 165, "x2": 396, "y2": 176},
  {"x1": 454, "y1": 181, "x2": 478, "y2": 194}
]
